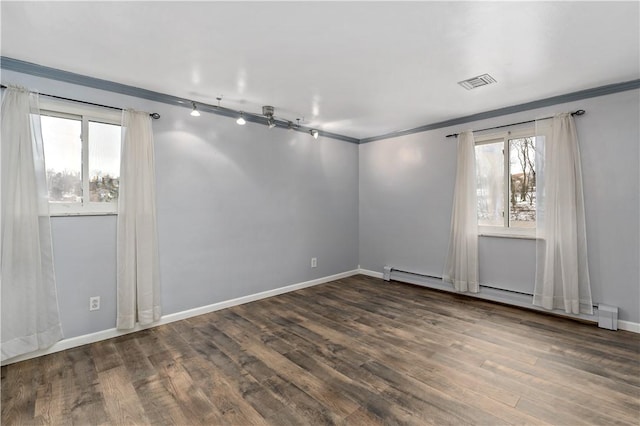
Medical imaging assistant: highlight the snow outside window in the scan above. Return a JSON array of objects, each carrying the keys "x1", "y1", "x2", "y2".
[{"x1": 475, "y1": 129, "x2": 537, "y2": 238}]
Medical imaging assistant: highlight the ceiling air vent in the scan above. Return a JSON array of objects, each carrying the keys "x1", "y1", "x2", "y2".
[{"x1": 458, "y1": 73, "x2": 497, "y2": 90}]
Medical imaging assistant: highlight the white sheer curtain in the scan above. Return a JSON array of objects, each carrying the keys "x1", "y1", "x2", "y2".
[
  {"x1": 1, "y1": 86, "x2": 63, "y2": 361},
  {"x1": 116, "y1": 109, "x2": 161, "y2": 329},
  {"x1": 443, "y1": 131, "x2": 479, "y2": 293},
  {"x1": 534, "y1": 114, "x2": 592, "y2": 314}
]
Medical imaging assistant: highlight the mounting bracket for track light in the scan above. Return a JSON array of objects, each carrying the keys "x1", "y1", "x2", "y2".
[
  {"x1": 262, "y1": 105, "x2": 276, "y2": 128},
  {"x1": 262, "y1": 105, "x2": 275, "y2": 117}
]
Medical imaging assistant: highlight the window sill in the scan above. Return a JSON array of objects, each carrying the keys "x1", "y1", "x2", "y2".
[
  {"x1": 50, "y1": 203, "x2": 118, "y2": 217},
  {"x1": 479, "y1": 232, "x2": 536, "y2": 240},
  {"x1": 50, "y1": 212, "x2": 117, "y2": 217},
  {"x1": 478, "y1": 225, "x2": 535, "y2": 240}
]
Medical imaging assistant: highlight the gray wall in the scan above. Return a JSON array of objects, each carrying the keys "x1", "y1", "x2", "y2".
[
  {"x1": 359, "y1": 89, "x2": 640, "y2": 323},
  {"x1": 2, "y1": 70, "x2": 360, "y2": 339},
  {"x1": 4, "y1": 68, "x2": 639, "y2": 337}
]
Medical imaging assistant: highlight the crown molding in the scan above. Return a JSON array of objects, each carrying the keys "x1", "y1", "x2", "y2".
[
  {"x1": 0, "y1": 56, "x2": 360, "y2": 144},
  {"x1": 359, "y1": 79, "x2": 640, "y2": 143},
  {"x1": 3, "y1": 56, "x2": 638, "y2": 145}
]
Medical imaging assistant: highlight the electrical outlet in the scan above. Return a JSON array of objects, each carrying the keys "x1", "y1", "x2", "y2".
[
  {"x1": 311, "y1": 257, "x2": 317, "y2": 268},
  {"x1": 89, "y1": 296, "x2": 100, "y2": 311}
]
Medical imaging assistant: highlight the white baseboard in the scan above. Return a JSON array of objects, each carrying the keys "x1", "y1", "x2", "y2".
[
  {"x1": 618, "y1": 320, "x2": 640, "y2": 333},
  {"x1": 358, "y1": 268, "x2": 384, "y2": 279},
  {"x1": 2, "y1": 269, "x2": 359, "y2": 366}
]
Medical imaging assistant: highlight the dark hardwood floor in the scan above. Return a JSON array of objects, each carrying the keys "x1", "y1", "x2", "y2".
[{"x1": 2, "y1": 274, "x2": 639, "y2": 425}]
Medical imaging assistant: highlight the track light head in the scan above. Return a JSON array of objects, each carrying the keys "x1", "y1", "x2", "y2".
[
  {"x1": 236, "y1": 112, "x2": 246, "y2": 125},
  {"x1": 310, "y1": 129, "x2": 319, "y2": 139},
  {"x1": 190, "y1": 102, "x2": 200, "y2": 117}
]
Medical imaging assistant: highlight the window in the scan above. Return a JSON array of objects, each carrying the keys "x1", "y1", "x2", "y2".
[
  {"x1": 475, "y1": 129, "x2": 537, "y2": 237},
  {"x1": 40, "y1": 99, "x2": 122, "y2": 215}
]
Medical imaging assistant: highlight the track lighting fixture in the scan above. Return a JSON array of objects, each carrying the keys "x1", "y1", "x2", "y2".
[
  {"x1": 190, "y1": 102, "x2": 200, "y2": 117},
  {"x1": 183, "y1": 100, "x2": 324, "y2": 138}
]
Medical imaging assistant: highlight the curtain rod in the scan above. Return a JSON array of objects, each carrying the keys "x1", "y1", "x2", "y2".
[
  {"x1": 0, "y1": 84, "x2": 160, "y2": 119},
  {"x1": 445, "y1": 109, "x2": 585, "y2": 138}
]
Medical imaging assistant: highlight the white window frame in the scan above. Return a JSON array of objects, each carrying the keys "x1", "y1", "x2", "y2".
[
  {"x1": 475, "y1": 127, "x2": 537, "y2": 239},
  {"x1": 39, "y1": 98, "x2": 122, "y2": 216}
]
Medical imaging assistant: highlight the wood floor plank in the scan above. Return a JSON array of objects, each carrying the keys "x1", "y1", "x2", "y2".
[
  {"x1": 153, "y1": 359, "x2": 226, "y2": 425},
  {"x1": 132, "y1": 373, "x2": 195, "y2": 426},
  {"x1": 480, "y1": 313, "x2": 640, "y2": 373},
  {"x1": 89, "y1": 339, "x2": 123, "y2": 373},
  {"x1": 213, "y1": 312, "x2": 362, "y2": 420},
  {"x1": 229, "y1": 311, "x2": 423, "y2": 424},
  {"x1": 484, "y1": 361, "x2": 640, "y2": 423},
  {"x1": 533, "y1": 355, "x2": 640, "y2": 404},
  {"x1": 3, "y1": 275, "x2": 639, "y2": 425},
  {"x1": 2, "y1": 357, "x2": 44, "y2": 425},
  {"x1": 32, "y1": 353, "x2": 71, "y2": 425},
  {"x1": 152, "y1": 322, "x2": 201, "y2": 360},
  {"x1": 337, "y1": 406, "x2": 385, "y2": 426},
  {"x1": 363, "y1": 359, "x2": 505, "y2": 425},
  {"x1": 114, "y1": 335, "x2": 156, "y2": 383},
  {"x1": 309, "y1": 288, "x2": 542, "y2": 369},
  {"x1": 402, "y1": 363, "x2": 550, "y2": 425},
  {"x1": 179, "y1": 354, "x2": 268, "y2": 426},
  {"x1": 481, "y1": 359, "x2": 635, "y2": 425},
  {"x1": 64, "y1": 346, "x2": 109, "y2": 425},
  {"x1": 97, "y1": 366, "x2": 150, "y2": 425},
  {"x1": 200, "y1": 322, "x2": 344, "y2": 425},
  {"x1": 314, "y1": 282, "x2": 537, "y2": 370},
  {"x1": 189, "y1": 324, "x2": 311, "y2": 426},
  {"x1": 281, "y1": 349, "x2": 421, "y2": 424}
]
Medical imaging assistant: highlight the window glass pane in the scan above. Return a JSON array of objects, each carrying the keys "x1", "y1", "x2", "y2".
[
  {"x1": 509, "y1": 137, "x2": 536, "y2": 227},
  {"x1": 41, "y1": 115, "x2": 82, "y2": 203},
  {"x1": 476, "y1": 142, "x2": 504, "y2": 226},
  {"x1": 89, "y1": 121, "x2": 121, "y2": 203}
]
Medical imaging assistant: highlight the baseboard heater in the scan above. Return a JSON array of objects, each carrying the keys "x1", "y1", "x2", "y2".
[{"x1": 382, "y1": 266, "x2": 617, "y2": 330}]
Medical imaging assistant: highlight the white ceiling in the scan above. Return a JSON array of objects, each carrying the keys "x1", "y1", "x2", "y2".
[{"x1": 2, "y1": 1, "x2": 639, "y2": 139}]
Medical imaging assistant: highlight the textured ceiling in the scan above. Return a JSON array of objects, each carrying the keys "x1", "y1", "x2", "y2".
[{"x1": 1, "y1": 1, "x2": 638, "y2": 139}]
